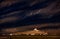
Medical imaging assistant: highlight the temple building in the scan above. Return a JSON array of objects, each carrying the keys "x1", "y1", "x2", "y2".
[{"x1": 11, "y1": 28, "x2": 48, "y2": 35}]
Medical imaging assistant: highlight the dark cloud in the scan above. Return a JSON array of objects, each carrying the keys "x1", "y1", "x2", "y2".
[{"x1": 0, "y1": 0, "x2": 60, "y2": 32}]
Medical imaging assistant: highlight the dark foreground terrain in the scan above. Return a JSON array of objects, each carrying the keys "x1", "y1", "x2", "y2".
[{"x1": 0, "y1": 35, "x2": 60, "y2": 39}]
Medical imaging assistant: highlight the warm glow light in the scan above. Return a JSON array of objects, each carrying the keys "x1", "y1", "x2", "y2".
[
  {"x1": 10, "y1": 33, "x2": 13, "y2": 36},
  {"x1": 34, "y1": 28, "x2": 39, "y2": 31}
]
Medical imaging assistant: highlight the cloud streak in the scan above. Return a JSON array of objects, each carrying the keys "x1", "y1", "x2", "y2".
[
  {"x1": 0, "y1": 0, "x2": 25, "y2": 8},
  {"x1": 0, "y1": 17, "x2": 19, "y2": 23}
]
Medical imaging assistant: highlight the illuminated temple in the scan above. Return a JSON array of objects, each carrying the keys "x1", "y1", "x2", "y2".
[{"x1": 11, "y1": 28, "x2": 48, "y2": 35}]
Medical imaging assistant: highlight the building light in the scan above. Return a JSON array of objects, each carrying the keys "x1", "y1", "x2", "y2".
[{"x1": 10, "y1": 33, "x2": 13, "y2": 36}]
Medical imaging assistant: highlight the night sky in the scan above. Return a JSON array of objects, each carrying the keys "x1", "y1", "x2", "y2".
[{"x1": 0, "y1": 0, "x2": 60, "y2": 33}]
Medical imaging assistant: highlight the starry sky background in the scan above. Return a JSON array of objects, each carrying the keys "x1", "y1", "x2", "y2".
[{"x1": 0, "y1": 0, "x2": 60, "y2": 33}]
